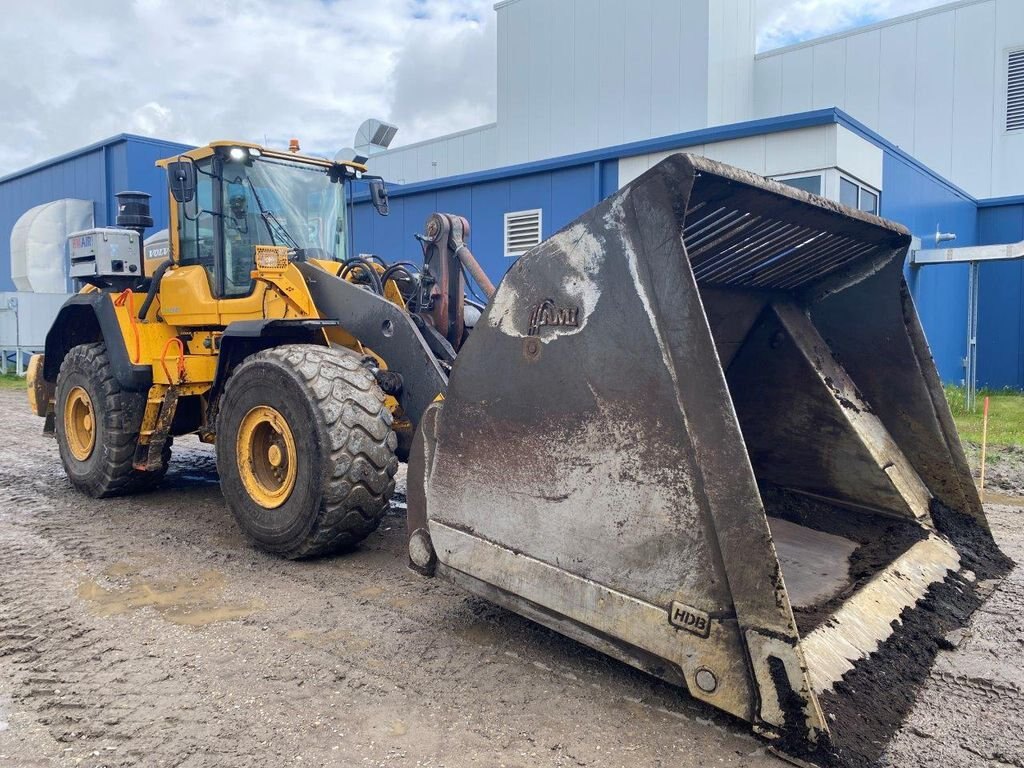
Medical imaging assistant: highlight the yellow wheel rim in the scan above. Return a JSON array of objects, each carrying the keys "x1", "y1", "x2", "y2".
[
  {"x1": 64, "y1": 386, "x2": 96, "y2": 462},
  {"x1": 236, "y1": 405, "x2": 298, "y2": 509}
]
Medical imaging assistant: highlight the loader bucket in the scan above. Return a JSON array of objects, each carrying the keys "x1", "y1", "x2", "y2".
[{"x1": 406, "y1": 154, "x2": 1010, "y2": 766}]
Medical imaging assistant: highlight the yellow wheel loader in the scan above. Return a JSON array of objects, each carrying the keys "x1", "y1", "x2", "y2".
[
  {"x1": 27, "y1": 145, "x2": 1009, "y2": 767},
  {"x1": 27, "y1": 141, "x2": 483, "y2": 558}
]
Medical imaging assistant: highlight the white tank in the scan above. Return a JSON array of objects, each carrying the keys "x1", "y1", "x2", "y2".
[{"x1": 10, "y1": 198, "x2": 94, "y2": 292}]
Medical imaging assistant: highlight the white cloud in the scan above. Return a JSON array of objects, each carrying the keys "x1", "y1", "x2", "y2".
[
  {"x1": 0, "y1": 0, "x2": 957, "y2": 176},
  {"x1": 0, "y1": 0, "x2": 494, "y2": 174},
  {"x1": 756, "y1": 0, "x2": 952, "y2": 51}
]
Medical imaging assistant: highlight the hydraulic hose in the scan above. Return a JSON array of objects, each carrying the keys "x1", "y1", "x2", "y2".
[
  {"x1": 340, "y1": 257, "x2": 385, "y2": 295},
  {"x1": 138, "y1": 259, "x2": 173, "y2": 320}
]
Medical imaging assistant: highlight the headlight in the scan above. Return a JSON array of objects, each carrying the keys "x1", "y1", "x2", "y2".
[{"x1": 254, "y1": 245, "x2": 289, "y2": 270}]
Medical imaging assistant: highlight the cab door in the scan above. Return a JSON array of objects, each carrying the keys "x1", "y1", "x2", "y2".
[
  {"x1": 160, "y1": 154, "x2": 266, "y2": 327},
  {"x1": 159, "y1": 156, "x2": 220, "y2": 326},
  {"x1": 218, "y1": 157, "x2": 270, "y2": 323}
]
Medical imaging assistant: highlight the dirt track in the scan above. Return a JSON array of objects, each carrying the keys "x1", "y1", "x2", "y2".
[{"x1": 0, "y1": 386, "x2": 1022, "y2": 767}]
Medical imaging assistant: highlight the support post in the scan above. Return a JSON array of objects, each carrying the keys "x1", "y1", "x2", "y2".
[{"x1": 966, "y1": 261, "x2": 980, "y2": 412}]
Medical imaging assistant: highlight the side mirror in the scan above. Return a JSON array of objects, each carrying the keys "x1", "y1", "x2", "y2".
[
  {"x1": 167, "y1": 160, "x2": 197, "y2": 204},
  {"x1": 368, "y1": 178, "x2": 389, "y2": 217}
]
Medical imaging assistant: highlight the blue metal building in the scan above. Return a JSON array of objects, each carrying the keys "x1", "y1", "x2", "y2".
[
  {"x1": 0, "y1": 134, "x2": 191, "y2": 293},
  {"x1": 0, "y1": 120, "x2": 1019, "y2": 392},
  {"x1": 353, "y1": 107, "x2": 1022, "y2": 390},
  {"x1": 977, "y1": 199, "x2": 1024, "y2": 387}
]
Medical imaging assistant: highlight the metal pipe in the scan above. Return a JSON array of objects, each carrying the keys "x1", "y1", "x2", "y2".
[{"x1": 453, "y1": 243, "x2": 495, "y2": 299}]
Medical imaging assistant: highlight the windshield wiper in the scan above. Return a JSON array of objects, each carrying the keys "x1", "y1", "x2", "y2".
[
  {"x1": 246, "y1": 178, "x2": 300, "y2": 250},
  {"x1": 261, "y1": 209, "x2": 300, "y2": 250}
]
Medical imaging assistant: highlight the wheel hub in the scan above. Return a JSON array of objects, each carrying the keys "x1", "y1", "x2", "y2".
[
  {"x1": 267, "y1": 444, "x2": 283, "y2": 468},
  {"x1": 236, "y1": 405, "x2": 298, "y2": 509},
  {"x1": 64, "y1": 386, "x2": 96, "y2": 461}
]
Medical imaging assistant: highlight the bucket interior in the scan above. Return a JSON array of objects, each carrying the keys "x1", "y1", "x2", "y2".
[{"x1": 698, "y1": 282, "x2": 932, "y2": 636}]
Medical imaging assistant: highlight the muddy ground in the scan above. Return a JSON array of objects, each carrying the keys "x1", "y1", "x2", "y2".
[{"x1": 0, "y1": 386, "x2": 1022, "y2": 767}]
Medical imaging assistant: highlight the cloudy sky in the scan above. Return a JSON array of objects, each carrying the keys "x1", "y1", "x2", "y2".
[{"x1": 0, "y1": 0, "x2": 951, "y2": 176}]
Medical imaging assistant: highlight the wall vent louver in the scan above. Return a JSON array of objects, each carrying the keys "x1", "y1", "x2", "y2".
[
  {"x1": 1008, "y1": 49, "x2": 1024, "y2": 132},
  {"x1": 504, "y1": 209, "x2": 542, "y2": 256}
]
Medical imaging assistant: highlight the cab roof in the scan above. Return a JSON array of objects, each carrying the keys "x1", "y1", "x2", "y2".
[{"x1": 155, "y1": 140, "x2": 369, "y2": 174}]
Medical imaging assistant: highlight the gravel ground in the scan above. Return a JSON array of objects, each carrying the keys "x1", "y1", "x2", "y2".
[{"x1": 0, "y1": 386, "x2": 1022, "y2": 768}]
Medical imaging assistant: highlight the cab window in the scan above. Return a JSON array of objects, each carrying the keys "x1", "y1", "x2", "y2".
[
  {"x1": 177, "y1": 158, "x2": 216, "y2": 282},
  {"x1": 222, "y1": 162, "x2": 268, "y2": 298}
]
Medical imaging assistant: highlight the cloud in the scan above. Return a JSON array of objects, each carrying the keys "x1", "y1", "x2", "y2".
[
  {"x1": 388, "y1": 8, "x2": 497, "y2": 147},
  {"x1": 0, "y1": 0, "x2": 956, "y2": 176},
  {"x1": 0, "y1": 0, "x2": 494, "y2": 175},
  {"x1": 756, "y1": 0, "x2": 952, "y2": 51}
]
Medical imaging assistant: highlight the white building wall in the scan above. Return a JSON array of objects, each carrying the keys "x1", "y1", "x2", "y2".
[
  {"x1": 372, "y1": 0, "x2": 756, "y2": 184},
  {"x1": 618, "y1": 124, "x2": 883, "y2": 200},
  {"x1": 753, "y1": 0, "x2": 1024, "y2": 198},
  {"x1": 366, "y1": 124, "x2": 498, "y2": 184},
  {"x1": 707, "y1": 0, "x2": 756, "y2": 126},
  {"x1": 494, "y1": 0, "x2": 750, "y2": 167},
  {"x1": 370, "y1": 0, "x2": 1021, "y2": 198}
]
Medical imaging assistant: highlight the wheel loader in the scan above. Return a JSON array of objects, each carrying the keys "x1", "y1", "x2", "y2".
[{"x1": 26, "y1": 144, "x2": 1010, "y2": 767}]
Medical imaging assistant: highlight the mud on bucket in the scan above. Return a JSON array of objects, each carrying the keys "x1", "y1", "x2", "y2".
[{"x1": 406, "y1": 153, "x2": 1011, "y2": 767}]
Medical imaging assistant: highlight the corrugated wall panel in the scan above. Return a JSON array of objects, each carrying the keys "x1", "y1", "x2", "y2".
[
  {"x1": 571, "y1": 0, "x2": 601, "y2": 154},
  {"x1": 526, "y1": 0, "x2": 554, "y2": 161},
  {"x1": 622, "y1": 1, "x2": 654, "y2": 144},
  {"x1": 596, "y1": 0, "x2": 627, "y2": 149},
  {"x1": 843, "y1": 30, "x2": 881, "y2": 126},
  {"x1": 779, "y1": 47, "x2": 814, "y2": 115},
  {"x1": 754, "y1": 55, "x2": 783, "y2": 119},
  {"x1": 547, "y1": 1, "x2": 575, "y2": 158},
  {"x1": 950, "y1": 1, "x2": 996, "y2": 195},
  {"x1": 811, "y1": 39, "x2": 847, "y2": 111},
  {"x1": 468, "y1": 179, "x2": 512, "y2": 276},
  {"x1": 755, "y1": 0, "x2": 1022, "y2": 198},
  {"x1": 884, "y1": 149, "x2": 979, "y2": 384},
  {"x1": 352, "y1": 160, "x2": 618, "y2": 286},
  {"x1": 502, "y1": 1, "x2": 531, "y2": 164},
  {"x1": 650, "y1": 0, "x2": 684, "y2": 137},
  {"x1": 977, "y1": 203, "x2": 1024, "y2": 389},
  {"x1": 990, "y1": 0, "x2": 1024, "y2": 198},
  {"x1": 913, "y1": 11, "x2": 956, "y2": 179},
  {"x1": 549, "y1": 164, "x2": 594, "y2": 232},
  {"x1": 877, "y1": 21, "x2": 918, "y2": 152}
]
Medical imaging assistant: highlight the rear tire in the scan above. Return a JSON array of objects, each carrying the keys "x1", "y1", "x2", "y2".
[
  {"x1": 55, "y1": 342, "x2": 170, "y2": 497},
  {"x1": 215, "y1": 344, "x2": 399, "y2": 559}
]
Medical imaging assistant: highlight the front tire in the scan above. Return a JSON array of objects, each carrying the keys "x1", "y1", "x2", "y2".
[
  {"x1": 55, "y1": 343, "x2": 170, "y2": 497},
  {"x1": 215, "y1": 345, "x2": 399, "y2": 559}
]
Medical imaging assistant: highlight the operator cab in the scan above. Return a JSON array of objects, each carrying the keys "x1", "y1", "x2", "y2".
[{"x1": 163, "y1": 143, "x2": 385, "y2": 301}]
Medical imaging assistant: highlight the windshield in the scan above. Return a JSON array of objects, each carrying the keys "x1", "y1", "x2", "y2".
[{"x1": 221, "y1": 155, "x2": 347, "y2": 260}]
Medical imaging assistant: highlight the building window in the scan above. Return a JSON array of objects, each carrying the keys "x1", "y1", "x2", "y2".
[
  {"x1": 504, "y1": 209, "x2": 542, "y2": 257},
  {"x1": 1009, "y1": 49, "x2": 1024, "y2": 132},
  {"x1": 859, "y1": 187, "x2": 879, "y2": 215},
  {"x1": 840, "y1": 177, "x2": 859, "y2": 209},
  {"x1": 839, "y1": 175, "x2": 879, "y2": 215},
  {"x1": 775, "y1": 174, "x2": 822, "y2": 195}
]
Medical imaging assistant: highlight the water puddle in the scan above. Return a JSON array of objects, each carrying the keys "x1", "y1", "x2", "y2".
[
  {"x1": 982, "y1": 491, "x2": 1024, "y2": 508},
  {"x1": 78, "y1": 566, "x2": 262, "y2": 626}
]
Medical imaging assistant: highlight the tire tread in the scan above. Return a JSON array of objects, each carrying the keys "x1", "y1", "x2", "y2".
[
  {"x1": 221, "y1": 344, "x2": 398, "y2": 558},
  {"x1": 56, "y1": 343, "x2": 170, "y2": 498}
]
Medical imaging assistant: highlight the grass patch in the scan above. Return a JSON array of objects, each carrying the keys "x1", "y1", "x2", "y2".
[
  {"x1": 945, "y1": 385, "x2": 1024, "y2": 446},
  {"x1": 0, "y1": 373, "x2": 27, "y2": 390}
]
